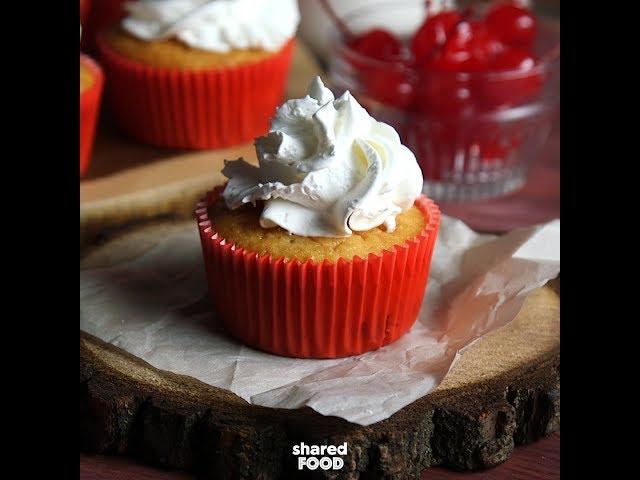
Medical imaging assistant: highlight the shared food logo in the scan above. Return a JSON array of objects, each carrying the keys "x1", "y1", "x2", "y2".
[{"x1": 292, "y1": 442, "x2": 347, "y2": 471}]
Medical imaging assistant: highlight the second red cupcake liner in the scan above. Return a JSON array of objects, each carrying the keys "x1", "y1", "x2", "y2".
[
  {"x1": 96, "y1": 35, "x2": 295, "y2": 150},
  {"x1": 80, "y1": 53, "x2": 104, "y2": 178},
  {"x1": 196, "y1": 187, "x2": 441, "y2": 359}
]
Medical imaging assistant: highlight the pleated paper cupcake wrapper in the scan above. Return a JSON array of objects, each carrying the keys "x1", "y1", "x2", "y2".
[
  {"x1": 96, "y1": 35, "x2": 295, "y2": 150},
  {"x1": 195, "y1": 187, "x2": 441, "y2": 359},
  {"x1": 80, "y1": 54, "x2": 104, "y2": 178}
]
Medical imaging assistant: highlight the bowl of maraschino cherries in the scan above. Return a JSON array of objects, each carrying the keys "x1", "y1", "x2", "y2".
[{"x1": 326, "y1": 0, "x2": 560, "y2": 202}]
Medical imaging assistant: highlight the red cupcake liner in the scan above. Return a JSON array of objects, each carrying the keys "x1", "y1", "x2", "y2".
[
  {"x1": 195, "y1": 187, "x2": 441, "y2": 359},
  {"x1": 96, "y1": 35, "x2": 295, "y2": 150},
  {"x1": 80, "y1": 54, "x2": 104, "y2": 178}
]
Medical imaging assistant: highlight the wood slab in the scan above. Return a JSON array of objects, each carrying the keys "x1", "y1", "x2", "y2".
[
  {"x1": 80, "y1": 39, "x2": 322, "y2": 247},
  {"x1": 80, "y1": 220, "x2": 559, "y2": 479}
]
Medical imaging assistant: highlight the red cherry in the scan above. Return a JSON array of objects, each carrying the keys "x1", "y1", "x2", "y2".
[
  {"x1": 348, "y1": 29, "x2": 403, "y2": 61},
  {"x1": 363, "y1": 68, "x2": 416, "y2": 109},
  {"x1": 344, "y1": 29, "x2": 414, "y2": 108},
  {"x1": 431, "y1": 21, "x2": 505, "y2": 72},
  {"x1": 476, "y1": 48, "x2": 543, "y2": 109},
  {"x1": 485, "y1": 3, "x2": 537, "y2": 47},
  {"x1": 415, "y1": 66, "x2": 474, "y2": 116},
  {"x1": 411, "y1": 10, "x2": 462, "y2": 63}
]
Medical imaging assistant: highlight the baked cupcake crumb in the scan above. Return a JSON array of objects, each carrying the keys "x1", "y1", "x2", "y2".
[
  {"x1": 208, "y1": 199, "x2": 427, "y2": 262},
  {"x1": 101, "y1": 26, "x2": 280, "y2": 69}
]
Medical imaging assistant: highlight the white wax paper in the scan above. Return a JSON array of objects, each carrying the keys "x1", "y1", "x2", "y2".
[{"x1": 80, "y1": 216, "x2": 560, "y2": 426}]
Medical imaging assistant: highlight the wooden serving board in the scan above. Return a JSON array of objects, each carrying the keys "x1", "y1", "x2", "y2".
[
  {"x1": 80, "y1": 220, "x2": 559, "y2": 479},
  {"x1": 80, "y1": 39, "x2": 322, "y2": 247}
]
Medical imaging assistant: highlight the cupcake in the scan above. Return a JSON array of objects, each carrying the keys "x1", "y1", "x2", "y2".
[
  {"x1": 80, "y1": 35, "x2": 105, "y2": 177},
  {"x1": 96, "y1": 0, "x2": 299, "y2": 149},
  {"x1": 196, "y1": 77, "x2": 440, "y2": 359}
]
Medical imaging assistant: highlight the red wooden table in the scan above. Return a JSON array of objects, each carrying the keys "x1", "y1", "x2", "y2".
[{"x1": 79, "y1": 117, "x2": 559, "y2": 479}]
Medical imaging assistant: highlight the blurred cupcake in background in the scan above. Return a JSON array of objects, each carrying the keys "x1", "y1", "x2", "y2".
[
  {"x1": 96, "y1": 0, "x2": 300, "y2": 150},
  {"x1": 80, "y1": 24, "x2": 105, "y2": 177}
]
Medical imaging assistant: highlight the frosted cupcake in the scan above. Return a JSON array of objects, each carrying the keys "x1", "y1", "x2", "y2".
[
  {"x1": 196, "y1": 77, "x2": 440, "y2": 358},
  {"x1": 96, "y1": 0, "x2": 299, "y2": 149}
]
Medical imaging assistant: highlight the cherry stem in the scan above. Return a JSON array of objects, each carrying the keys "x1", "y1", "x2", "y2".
[{"x1": 318, "y1": 0, "x2": 355, "y2": 40}]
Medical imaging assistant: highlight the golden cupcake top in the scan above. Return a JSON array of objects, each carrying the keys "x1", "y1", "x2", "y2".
[
  {"x1": 208, "y1": 200, "x2": 426, "y2": 262},
  {"x1": 100, "y1": 26, "x2": 279, "y2": 69}
]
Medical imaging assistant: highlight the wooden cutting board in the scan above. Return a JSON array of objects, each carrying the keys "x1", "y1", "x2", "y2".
[
  {"x1": 79, "y1": 37, "x2": 559, "y2": 479},
  {"x1": 80, "y1": 39, "x2": 322, "y2": 247},
  {"x1": 80, "y1": 221, "x2": 559, "y2": 479}
]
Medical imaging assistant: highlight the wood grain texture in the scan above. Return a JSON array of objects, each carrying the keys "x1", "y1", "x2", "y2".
[
  {"x1": 425, "y1": 432, "x2": 560, "y2": 480},
  {"x1": 80, "y1": 222, "x2": 559, "y2": 479},
  {"x1": 80, "y1": 143, "x2": 253, "y2": 247}
]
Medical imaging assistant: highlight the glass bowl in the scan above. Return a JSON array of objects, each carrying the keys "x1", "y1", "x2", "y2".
[{"x1": 329, "y1": 1, "x2": 560, "y2": 202}]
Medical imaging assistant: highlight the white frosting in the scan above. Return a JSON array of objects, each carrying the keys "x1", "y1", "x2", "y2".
[
  {"x1": 122, "y1": 0, "x2": 300, "y2": 53},
  {"x1": 426, "y1": 0, "x2": 457, "y2": 13},
  {"x1": 222, "y1": 77, "x2": 423, "y2": 238}
]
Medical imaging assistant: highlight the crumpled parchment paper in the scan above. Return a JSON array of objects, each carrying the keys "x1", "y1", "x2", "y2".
[{"x1": 80, "y1": 215, "x2": 559, "y2": 426}]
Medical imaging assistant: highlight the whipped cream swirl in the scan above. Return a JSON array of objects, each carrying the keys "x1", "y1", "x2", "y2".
[
  {"x1": 122, "y1": 0, "x2": 300, "y2": 53},
  {"x1": 222, "y1": 77, "x2": 423, "y2": 238}
]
